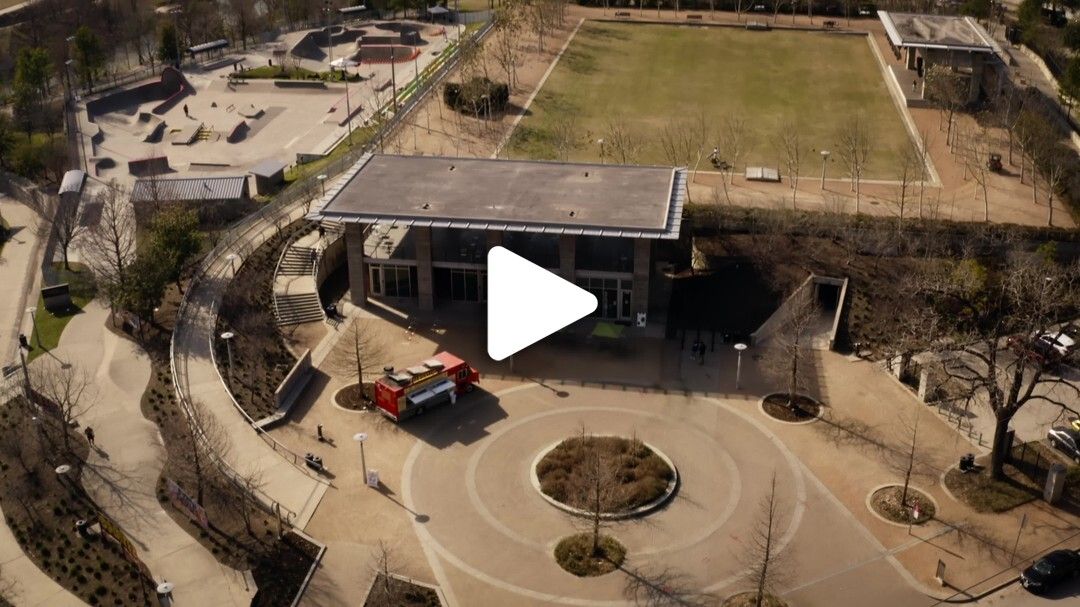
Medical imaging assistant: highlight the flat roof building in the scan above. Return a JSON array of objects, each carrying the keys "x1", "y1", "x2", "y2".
[{"x1": 315, "y1": 154, "x2": 687, "y2": 326}]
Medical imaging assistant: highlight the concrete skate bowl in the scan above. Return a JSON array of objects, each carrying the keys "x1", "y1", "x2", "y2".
[
  {"x1": 137, "y1": 113, "x2": 167, "y2": 143},
  {"x1": 360, "y1": 31, "x2": 427, "y2": 47},
  {"x1": 290, "y1": 27, "x2": 368, "y2": 61},
  {"x1": 86, "y1": 67, "x2": 194, "y2": 123},
  {"x1": 358, "y1": 45, "x2": 421, "y2": 64}
]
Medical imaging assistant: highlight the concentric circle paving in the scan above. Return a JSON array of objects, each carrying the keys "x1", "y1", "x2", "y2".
[{"x1": 402, "y1": 386, "x2": 807, "y2": 604}]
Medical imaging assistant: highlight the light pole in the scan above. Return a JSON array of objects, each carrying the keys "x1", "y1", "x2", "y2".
[
  {"x1": 26, "y1": 306, "x2": 41, "y2": 349},
  {"x1": 220, "y1": 332, "x2": 235, "y2": 384},
  {"x1": 317, "y1": 174, "x2": 328, "y2": 196},
  {"x1": 353, "y1": 432, "x2": 369, "y2": 485},
  {"x1": 597, "y1": 138, "x2": 605, "y2": 164},
  {"x1": 819, "y1": 150, "x2": 830, "y2": 190},
  {"x1": 225, "y1": 253, "x2": 239, "y2": 276},
  {"x1": 324, "y1": 1, "x2": 335, "y2": 68},
  {"x1": 389, "y1": 45, "x2": 398, "y2": 111},
  {"x1": 331, "y1": 59, "x2": 358, "y2": 145},
  {"x1": 734, "y1": 342, "x2": 747, "y2": 390}
]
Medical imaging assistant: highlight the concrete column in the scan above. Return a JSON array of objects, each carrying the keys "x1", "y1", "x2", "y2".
[
  {"x1": 631, "y1": 239, "x2": 650, "y2": 321},
  {"x1": 558, "y1": 235, "x2": 576, "y2": 282},
  {"x1": 414, "y1": 226, "x2": 434, "y2": 311},
  {"x1": 345, "y1": 223, "x2": 368, "y2": 306},
  {"x1": 906, "y1": 47, "x2": 916, "y2": 70}
]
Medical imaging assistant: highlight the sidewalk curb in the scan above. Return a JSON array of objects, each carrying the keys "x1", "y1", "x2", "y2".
[{"x1": 930, "y1": 576, "x2": 1019, "y2": 604}]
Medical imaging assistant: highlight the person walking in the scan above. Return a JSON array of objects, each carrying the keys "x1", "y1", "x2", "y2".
[
  {"x1": 183, "y1": 104, "x2": 189, "y2": 117},
  {"x1": 84, "y1": 426, "x2": 95, "y2": 447}
]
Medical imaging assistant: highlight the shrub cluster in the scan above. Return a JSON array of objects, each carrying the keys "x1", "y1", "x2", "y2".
[
  {"x1": 537, "y1": 436, "x2": 674, "y2": 512},
  {"x1": 443, "y1": 77, "x2": 509, "y2": 116}
]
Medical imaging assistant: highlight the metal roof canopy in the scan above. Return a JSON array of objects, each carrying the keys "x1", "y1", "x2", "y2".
[
  {"x1": 131, "y1": 176, "x2": 247, "y2": 203},
  {"x1": 338, "y1": 5, "x2": 369, "y2": 14},
  {"x1": 314, "y1": 154, "x2": 686, "y2": 240},
  {"x1": 59, "y1": 170, "x2": 86, "y2": 195},
  {"x1": 427, "y1": 6, "x2": 450, "y2": 13},
  {"x1": 878, "y1": 11, "x2": 1000, "y2": 55},
  {"x1": 188, "y1": 39, "x2": 229, "y2": 54},
  {"x1": 249, "y1": 159, "x2": 288, "y2": 178}
]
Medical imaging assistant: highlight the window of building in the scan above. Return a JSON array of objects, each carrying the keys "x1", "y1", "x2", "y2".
[{"x1": 370, "y1": 265, "x2": 414, "y2": 298}]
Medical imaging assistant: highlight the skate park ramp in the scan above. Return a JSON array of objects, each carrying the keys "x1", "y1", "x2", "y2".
[
  {"x1": 290, "y1": 27, "x2": 367, "y2": 61},
  {"x1": 86, "y1": 67, "x2": 194, "y2": 122}
]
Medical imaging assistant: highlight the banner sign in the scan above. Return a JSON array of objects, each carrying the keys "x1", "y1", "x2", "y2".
[
  {"x1": 98, "y1": 514, "x2": 138, "y2": 561},
  {"x1": 166, "y1": 478, "x2": 210, "y2": 531}
]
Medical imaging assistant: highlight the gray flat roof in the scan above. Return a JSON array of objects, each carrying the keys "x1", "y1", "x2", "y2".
[
  {"x1": 250, "y1": 159, "x2": 288, "y2": 178},
  {"x1": 878, "y1": 11, "x2": 999, "y2": 54},
  {"x1": 315, "y1": 155, "x2": 686, "y2": 240}
]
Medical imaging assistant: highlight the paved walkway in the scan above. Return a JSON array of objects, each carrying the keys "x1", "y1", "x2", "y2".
[
  {"x1": 171, "y1": 200, "x2": 328, "y2": 528},
  {"x1": 0, "y1": 197, "x2": 44, "y2": 364},
  {"x1": 46, "y1": 302, "x2": 253, "y2": 605}
]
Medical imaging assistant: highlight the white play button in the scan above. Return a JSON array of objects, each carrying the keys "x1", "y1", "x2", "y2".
[{"x1": 487, "y1": 246, "x2": 597, "y2": 361}]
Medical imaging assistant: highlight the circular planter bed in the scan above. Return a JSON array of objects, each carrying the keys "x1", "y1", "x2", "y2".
[
  {"x1": 533, "y1": 435, "x2": 678, "y2": 519},
  {"x1": 868, "y1": 484, "x2": 936, "y2": 526},
  {"x1": 553, "y1": 533, "x2": 625, "y2": 577},
  {"x1": 722, "y1": 591, "x2": 788, "y2": 607},
  {"x1": 333, "y1": 382, "x2": 374, "y2": 411},
  {"x1": 760, "y1": 393, "x2": 821, "y2": 424}
]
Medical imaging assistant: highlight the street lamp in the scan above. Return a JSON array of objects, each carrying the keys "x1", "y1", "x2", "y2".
[
  {"x1": 330, "y1": 58, "x2": 358, "y2": 145},
  {"x1": 597, "y1": 138, "x2": 605, "y2": 164},
  {"x1": 317, "y1": 174, "x2": 328, "y2": 196},
  {"x1": 820, "y1": 150, "x2": 830, "y2": 190},
  {"x1": 26, "y1": 306, "x2": 40, "y2": 349},
  {"x1": 220, "y1": 332, "x2": 235, "y2": 384},
  {"x1": 353, "y1": 432, "x2": 369, "y2": 486},
  {"x1": 734, "y1": 342, "x2": 747, "y2": 390}
]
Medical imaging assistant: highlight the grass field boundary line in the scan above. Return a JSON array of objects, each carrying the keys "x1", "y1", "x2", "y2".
[
  {"x1": 492, "y1": 17, "x2": 586, "y2": 158},
  {"x1": 590, "y1": 16, "x2": 871, "y2": 37},
  {"x1": 864, "y1": 32, "x2": 943, "y2": 188}
]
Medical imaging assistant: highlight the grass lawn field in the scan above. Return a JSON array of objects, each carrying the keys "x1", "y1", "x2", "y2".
[
  {"x1": 27, "y1": 263, "x2": 96, "y2": 363},
  {"x1": 507, "y1": 23, "x2": 913, "y2": 179}
]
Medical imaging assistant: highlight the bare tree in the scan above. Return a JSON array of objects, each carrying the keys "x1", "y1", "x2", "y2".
[
  {"x1": 658, "y1": 111, "x2": 712, "y2": 201},
  {"x1": 892, "y1": 141, "x2": 922, "y2": 229},
  {"x1": 550, "y1": 113, "x2": 579, "y2": 161},
  {"x1": 325, "y1": 319, "x2": 388, "y2": 395},
  {"x1": 719, "y1": 114, "x2": 751, "y2": 187},
  {"x1": 31, "y1": 360, "x2": 96, "y2": 455},
  {"x1": 835, "y1": 114, "x2": 872, "y2": 212},
  {"x1": 182, "y1": 399, "x2": 232, "y2": 507},
  {"x1": 762, "y1": 287, "x2": 820, "y2": 409},
  {"x1": 958, "y1": 125, "x2": 993, "y2": 222},
  {"x1": 924, "y1": 65, "x2": 966, "y2": 149},
  {"x1": 906, "y1": 253, "x2": 1080, "y2": 480},
  {"x1": 993, "y1": 85, "x2": 1025, "y2": 166},
  {"x1": 739, "y1": 472, "x2": 789, "y2": 607},
  {"x1": 1037, "y1": 143, "x2": 1069, "y2": 227},
  {"x1": 774, "y1": 120, "x2": 803, "y2": 209},
  {"x1": 47, "y1": 194, "x2": 85, "y2": 270},
  {"x1": 368, "y1": 539, "x2": 400, "y2": 606},
  {"x1": 604, "y1": 115, "x2": 641, "y2": 165},
  {"x1": 79, "y1": 181, "x2": 136, "y2": 318},
  {"x1": 492, "y1": 5, "x2": 525, "y2": 90}
]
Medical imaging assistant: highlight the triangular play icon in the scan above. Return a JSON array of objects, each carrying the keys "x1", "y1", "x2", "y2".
[{"x1": 487, "y1": 246, "x2": 597, "y2": 361}]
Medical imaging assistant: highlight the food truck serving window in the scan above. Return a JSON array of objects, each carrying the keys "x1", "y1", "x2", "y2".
[
  {"x1": 457, "y1": 368, "x2": 469, "y2": 380},
  {"x1": 407, "y1": 379, "x2": 455, "y2": 407}
]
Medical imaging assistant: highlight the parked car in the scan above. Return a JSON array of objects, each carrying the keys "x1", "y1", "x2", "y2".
[
  {"x1": 1008, "y1": 334, "x2": 1061, "y2": 366},
  {"x1": 1047, "y1": 427, "x2": 1080, "y2": 463},
  {"x1": 1021, "y1": 549, "x2": 1080, "y2": 593}
]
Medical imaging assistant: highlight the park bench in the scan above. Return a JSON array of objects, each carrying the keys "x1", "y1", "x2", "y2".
[
  {"x1": 746, "y1": 21, "x2": 770, "y2": 31},
  {"x1": 614, "y1": 11, "x2": 631, "y2": 17},
  {"x1": 745, "y1": 166, "x2": 781, "y2": 182},
  {"x1": 686, "y1": 14, "x2": 703, "y2": 20}
]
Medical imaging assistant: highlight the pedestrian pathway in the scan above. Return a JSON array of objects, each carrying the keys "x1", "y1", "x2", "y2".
[
  {"x1": 0, "y1": 197, "x2": 44, "y2": 365},
  {"x1": 171, "y1": 201, "x2": 328, "y2": 528},
  {"x1": 47, "y1": 302, "x2": 253, "y2": 606}
]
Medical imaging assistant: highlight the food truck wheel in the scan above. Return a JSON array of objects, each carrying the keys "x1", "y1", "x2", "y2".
[{"x1": 465, "y1": 384, "x2": 475, "y2": 393}]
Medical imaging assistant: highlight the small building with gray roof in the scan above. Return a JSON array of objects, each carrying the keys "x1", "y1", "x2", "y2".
[
  {"x1": 878, "y1": 11, "x2": 1004, "y2": 103},
  {"x1": 314, "y1": 154, "x2": 687, "y2": 325}
]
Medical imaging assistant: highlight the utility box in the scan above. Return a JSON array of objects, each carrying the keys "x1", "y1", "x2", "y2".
[{"x1": 1045, "y1": 463, "x2": 1067, "y2": 504}]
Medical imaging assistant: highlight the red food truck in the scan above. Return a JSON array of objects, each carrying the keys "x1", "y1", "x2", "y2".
[{"x1": 373, "y1": 352, "x2": 479, "y2": 421}]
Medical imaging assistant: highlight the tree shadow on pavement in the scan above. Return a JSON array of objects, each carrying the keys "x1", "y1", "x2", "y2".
[{"x1": 620, "y1": 564, "x2": 720, "y2": 607}]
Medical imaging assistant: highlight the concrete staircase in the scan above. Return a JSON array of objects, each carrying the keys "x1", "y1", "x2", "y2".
[
  {"x1": 279, "y1": 245, "x2": 316, "y2": 275},
  {"x1": 273, "y1": 237, "x2": 324, "y2": 326},
  {"x1": 274, "y1": 292, "x2": 324, "y2": 325}
]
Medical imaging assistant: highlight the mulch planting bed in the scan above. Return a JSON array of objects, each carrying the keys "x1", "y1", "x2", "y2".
[
  {"x1": 0, "y1": 396, "x2": 155, "y2": 606},
  {"x1": 553, "y1": 533, "x2": 626, "y2": 577},
  {"x1": 363, "y1": 574, "x2": 441, "y2": 607},
  {"x1": 762, "y1": 394, "x2": 820, "y2": 423},
  {"x1": 215, "y1": 220, "x2": 312, "y2": 421},
  {"x1": 335, "y1": 382, "x2": 375, "y2": 410},
  {"x1": 537, "y1": 436, "x2": 674, "y2": 513},
  {"x1": 870, "y1": 485, "x2": 935, "y2": 525}
]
